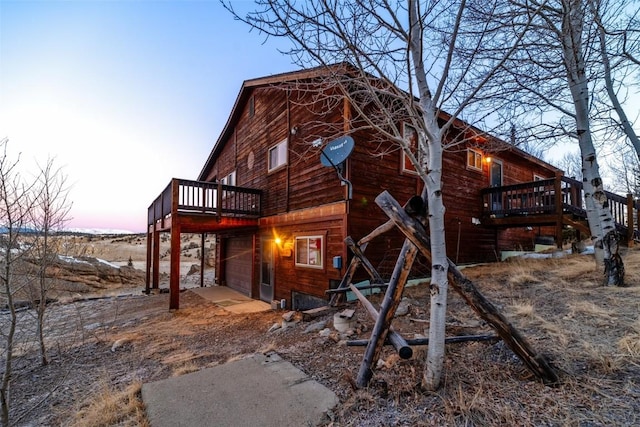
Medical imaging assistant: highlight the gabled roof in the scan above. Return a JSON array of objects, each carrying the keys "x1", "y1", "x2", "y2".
[
  {"x1": 197, "y1": 63, "x2": 561, "y2": 180},
  {"x1": 197, "y1": 63, "x2": 353, "y2": 181}
]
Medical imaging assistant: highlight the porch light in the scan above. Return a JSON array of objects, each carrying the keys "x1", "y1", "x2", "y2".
[
  {"x1": 275, "y1": 237, "x2": 282, "y2": 246},
  {"x1": 485, "y1": 156, "x2": 492, "y2": 163}
]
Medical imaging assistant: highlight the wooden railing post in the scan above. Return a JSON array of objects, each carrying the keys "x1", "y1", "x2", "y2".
[
  {"x1": 554, "y1": 173, "x2": 563, "y2": 248},
  {"x1": 217, "y1": 181, "x2": 223, "y2": 222},
  {"x1": 628, "y1": 193, "x2": 635, "y2": 247}
]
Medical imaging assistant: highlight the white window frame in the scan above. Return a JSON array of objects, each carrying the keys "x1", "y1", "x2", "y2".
[
  {"x1": 401, "y1": 123, "x2": 420, "y2": 175},
  {"x1": 295, "y1": 235, "x2": 323, "y2": 269},
  {"x1": 268, "y1": 139, "x2": 288, "y2": 172},
  {"x1": 467, "y1": 149, "x2": 483, "y2": 171},
  {"x1": 220, "y1": 170, "x2": 236, "y2": 198}
]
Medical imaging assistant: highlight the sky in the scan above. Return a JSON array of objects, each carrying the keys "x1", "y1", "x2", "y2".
[{"x1": 0, "y1": 0, "x2": 295, "y2": 233}]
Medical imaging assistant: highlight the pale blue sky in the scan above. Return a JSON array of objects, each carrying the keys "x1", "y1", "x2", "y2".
[{"x1": 0, "y1": 0, "x2": 294, "y2": 232}]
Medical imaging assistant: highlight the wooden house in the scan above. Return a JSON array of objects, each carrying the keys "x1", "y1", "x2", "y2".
[{"x1": 146, "y1": 65, "x2": 639, "y2": 309}]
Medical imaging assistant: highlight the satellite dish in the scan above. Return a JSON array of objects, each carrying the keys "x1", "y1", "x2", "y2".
[{"x1": 320, "y1": 136, "x2": 355, "y2": 167}]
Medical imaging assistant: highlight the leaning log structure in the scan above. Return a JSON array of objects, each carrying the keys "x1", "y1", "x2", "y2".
[{"x1": 334, "y1": 190, "x2": 560, "y2": 388}]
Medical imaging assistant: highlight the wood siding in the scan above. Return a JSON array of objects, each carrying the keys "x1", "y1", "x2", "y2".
[{"x1": 200, "y1": 76, "x2": 560, "y2": 300}]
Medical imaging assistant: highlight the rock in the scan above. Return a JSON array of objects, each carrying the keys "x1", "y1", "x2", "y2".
[
  {"x1": 304, "y1": 320, "x2": 327, "y2": 334},
  {"x1": 395, "y1": 298, "x2": 411, "y2": 316},
  {"x1": 187, "y1": 264, "x2": 200, "y2": 275},
  {"x1": 268, "y1": 323, "x2": 281, "y2": 333},
  {"x1": 318, "y1": 328, "x2": 332, "y2": 337},
  {"x1": 282, "y1": 311, "x2": 296, "y2": 322}
]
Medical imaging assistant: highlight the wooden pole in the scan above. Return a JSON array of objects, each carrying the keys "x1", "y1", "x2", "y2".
[
  {"x1": 554, "y1": 173, "x2": 564, "y2": 248},
  {"x1": 347, "y1": 334, "x2": 499, "y2": 347},
  {"x1": 348, "y1": 284, "x2": 412, "y2": 360},
  {"x1": 627, "y1": 194, "x2": 634, "y2": 248},
  {"x1": 169, "y1": 180, "x2": 181, "y2": 310},
  {"x1": 329, "y1": 243, "x2": 366, "y2": 306},
  {"x1": 345, "y1": 237, "x2": 384, "y2": 284},
  {"x1": 375, "y1": 190, "x2": 559, "y2": 386},
  {"x1": 356, "y1": 239, "x2": 419, "y2": 387}
]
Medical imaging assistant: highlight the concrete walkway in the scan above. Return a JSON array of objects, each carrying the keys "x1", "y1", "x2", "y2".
[
  {"x1": 142, "y1": 352, "x2": 338, "y2": 427},
  {"x1": 189, "y1": 286, "x2": 271, "y2": 314}
]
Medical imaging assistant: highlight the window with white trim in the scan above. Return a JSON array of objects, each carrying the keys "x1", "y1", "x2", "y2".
[
  {"x1": 220, "y1": 170, "x2": 236, "y2": 198},
  {"x1": 401, "y1": 123, "x2": 420, "y2": 174},
  {"x1": 467, "y1": 149, "x2": 483, "y2": 171},
  {"x1": 268, "y1": 139, "x2": 288, "y2": 172},
  {"x1": 295, "y1": 235, "x2": 323, "y2": 269},
  {"x1": 221, "y1": 170, "x2": 236, "y2": 186}
]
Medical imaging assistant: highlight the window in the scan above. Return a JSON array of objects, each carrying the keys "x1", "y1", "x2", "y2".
[
  {"x1": 401, "y1": 123, "x2": 420, "y2": 174},
  {"x1": 220, "y1": 170, "x2": 236, "y2": 186},
  {"x1": 295, "y1": 236, "x2": 323, "y2": 269},
  {"x1": 220, "y1": 171, "x2": 236, "y2": 198},
  {"x1": 268, "y1": 139, "x2": 288, "y2": 172},
  {"x1": 467, "y1": 149, "x2": 483, "y2": 171}
]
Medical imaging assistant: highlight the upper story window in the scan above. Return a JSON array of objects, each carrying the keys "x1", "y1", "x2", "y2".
[
  {"x1": 268, "y1": 139, "x2": 288, "y2": 172},
  {"x1": 221, "y1": 170, "x2": 236, "y2": 186},
  {"x1": 295, "y1": 235, "x2": 323, "y2": 269},
  {"x1": 467, "y1": 149, "x2": 483, "y2": 171},
  {"x1": 220, "y1": 170, "x2": 236, "y2": 198},
  {"x1": 401, "y1": 123, "x2": 420, "y2": 174}
]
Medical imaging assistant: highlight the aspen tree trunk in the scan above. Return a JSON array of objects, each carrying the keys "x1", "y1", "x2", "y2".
[
  {"x1": 408, "y1": 0, "x2": 449, "y2": 390},
  {"x1": 562, "y1": 0, "x2": 622, "y2": 285}
]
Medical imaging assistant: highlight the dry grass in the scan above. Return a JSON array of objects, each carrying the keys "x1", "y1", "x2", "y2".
[{"x1": 65, "y1": 380, "x2": 148, "y2": 427}]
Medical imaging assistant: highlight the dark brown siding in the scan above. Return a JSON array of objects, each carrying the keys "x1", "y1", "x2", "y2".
[{"x1": 260, "y1": 203, "x2": 347, "y2": 304}]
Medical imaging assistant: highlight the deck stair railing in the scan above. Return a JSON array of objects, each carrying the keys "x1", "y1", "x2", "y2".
[
  {"x1": 148, "y1": 178, "x2": 262, "y2": 226},
  {"x1": 481, "y1": 176, "x2": 639, "y2": 241}
]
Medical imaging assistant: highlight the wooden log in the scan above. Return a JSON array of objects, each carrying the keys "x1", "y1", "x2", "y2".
[
  {"x1": 325, "y1": 284, "x2": 388, "y2": 294},
  {"x1": 357, "y1": 219, "x2": 395, "y2": 246},
  {"x1": 345, "y1": 237, "x2": 384, "y2": 284},
  {"x1": 348, "y1": 284, "x2": 412, "y2": 360},
  {"x1": 346, "y1": 334, "x2": 499, "y2": 347},
  {"x1": 356, "y1": 239, "x2": 419, "y2": 388},
  {"x1": 329, "y1": 244, "x2": 366, "y2": 306},
  {"x1": 375, "y1": 190, "x2": 560, "y2": 386}
]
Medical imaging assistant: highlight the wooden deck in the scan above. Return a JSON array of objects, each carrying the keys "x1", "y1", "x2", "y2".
[
  {"x1": 146, "y1": 179, "x2": 262, "y2": 309},
  {"x1": 481, "y1": 176, "x2": 639, "y2": 244}
]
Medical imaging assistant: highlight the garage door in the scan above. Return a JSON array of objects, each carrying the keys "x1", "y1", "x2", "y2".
[{"x1": 224, "y1": 235, "x2": 253, "y2": 296}]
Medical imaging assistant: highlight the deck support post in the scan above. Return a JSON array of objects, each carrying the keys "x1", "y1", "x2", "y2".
[
  {"x1": 145, "y1": 228, "x2": 152, "y2": 294},
  {"x1": 200, "y1": 233, "x2": 206, "y2": 287},
  {"x1": 627, "y1": 194, "x2": 635, "y2": 247},
  {"x1": 554, "y1": 173, "x2": 564, "y2": 248},
  {"x1": 170, "y1": 179, "x2": 181, "y2": 310},
  {"x1": 152, "y1": 227, "x2": 160, "y2": 290}
]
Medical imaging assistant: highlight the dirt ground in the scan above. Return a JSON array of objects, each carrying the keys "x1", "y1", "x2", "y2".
[{"x1": 5, "y1": 235, "x2": 640, "y2": 426}]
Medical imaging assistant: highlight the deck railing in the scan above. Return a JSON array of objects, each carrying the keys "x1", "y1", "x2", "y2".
[
  {"x1": 481, "y1": 176, "x2": 639, "y2": 236},
  {"x1": 148, "y1": 178, "x2": 262, "y2": 226}
]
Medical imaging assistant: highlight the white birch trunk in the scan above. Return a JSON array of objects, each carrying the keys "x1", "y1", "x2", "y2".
[
  {"x1": 562, "y1": 0, "x2": 618, "y2": 279},
  {"x1": 408, "y1": 0, "x2": 448, "y2": 390}
]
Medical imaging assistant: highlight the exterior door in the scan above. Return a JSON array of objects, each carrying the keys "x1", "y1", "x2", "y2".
[
  {"x1": 260, "y1": 239, "x2": 274, "y2": 303},
  {"x1": 490, "y1": 159, "x2": 503, "y2": 211}
]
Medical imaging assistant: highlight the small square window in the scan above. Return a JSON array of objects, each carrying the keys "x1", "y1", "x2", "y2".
[
  {"x1": 467, "y1": 149, "x2": 483, "y2": 171},
  {"x1": 295, "y1": 236, "x2": 323, "y2": 269},
  {"x1": 268, "y1": 139, "x2": 288, "y2": 172}
]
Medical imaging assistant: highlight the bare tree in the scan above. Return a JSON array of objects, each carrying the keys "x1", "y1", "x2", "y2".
[
  {"x1": 224, "y1": 0, "x2": 546, "y2": 389},
  {"x1": 0, "y1": 138, "x2": 36, "y2": 427},
  {"x1": 467, "y1": 0, "x2": 624, "y2": 285},
  {"x1": 554, "y1": 149, "x2": 583, "y2": 180},
  {"x1": 27, "y1": 158, "x2": 72, "y2": 366},
  {"x1": 588, "y1": 0, "x2": 640, "y2": 161}
]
